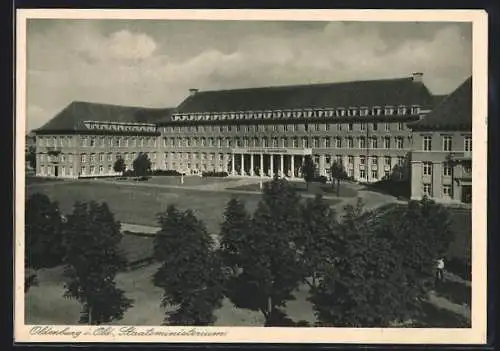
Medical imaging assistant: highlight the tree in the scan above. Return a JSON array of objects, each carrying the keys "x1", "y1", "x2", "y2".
[
  {"x1": 302, "y1": 155, "x2": 316, "y2": 190},
  {"x1": 25, "y1": 193, "x2": 65, "y2": 270},
  {"x1": 298, "y1": 194, "x2": 340, "y2": 288},
  {"x1": 113, "y1": 156, "x2": 126, "y2": 176},
  {"x1": 63, "y1": 201, "x2": 133, "y2": 325},
  {"x1": 309, "y1": 197, "x2": 456, "y2": 327},
  {"x1": 219, "y1": 198, "x2": 252, "y2": 273},
  {"x1": 330, "y1": 160, "x2": 348, "y2": 196},
  {"x1": 132, "y1": 152, "x2": 152, "y2": 178},
  {"x1": 221, "y1": 177, "x2": 306, "y2": 325},
  {"x1": 153, "y1": 205, "x2": 225, "y2": 325},
  {"x1": 309, "y1": 199, "x2": 410, "y2": 327}
]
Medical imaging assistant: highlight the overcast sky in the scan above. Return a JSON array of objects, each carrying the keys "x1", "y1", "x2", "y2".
[{"x1": 26, "y1": 19, "x2": 472, "y2": 131}]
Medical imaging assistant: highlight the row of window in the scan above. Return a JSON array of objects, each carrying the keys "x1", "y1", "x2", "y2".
[
  {"x1": 37, "y1": 135, "x2": 158, "y2": 148},
  {"x1": 422, "y1": 183, "x2": 453, "y2": 197},
  {"x1": 166, "y1": 152, "x2": 405, "y2": 167},
  {"x1": 171, "y1": 105, "x2": 421, "y2": 122},
  {"x1": 422, "y1": 162, "x2": 472, "y2": 176},
  {"x1": 164, "y1": 121, "x2": 406, "y2": 134},
  {"x1": 80, "y1": 152, "x2": 157, "y2": 163},
  {"x1": 164, "y1": 135, "x2": 407, "y2": 149},
  {"x1": 422, "y1": 135, "x2": 472, "y2": 152}
]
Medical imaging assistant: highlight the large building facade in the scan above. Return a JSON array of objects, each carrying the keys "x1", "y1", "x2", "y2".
[
  {"x1": 32, "y1": 73, "x2": 472, "y2": 202},
  {"x1": 409, "y1": 77, "x2": 472, "y2": 203}
]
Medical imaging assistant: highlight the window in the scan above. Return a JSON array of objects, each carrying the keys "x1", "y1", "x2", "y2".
[
  {"x1": 107, "y1": 153, "x2": 112, "y2": 162},
  {"x1": 423, "y1": 183, "x2": 432, "y2": 196},
  {"x1": 68, "y1": 154, "x2": 73, "y2": 162},
  {"x1": 324, "y1": 137, "x2": 331, "y2": 148},
  {"x1": 217, "y1": 138, "x2": 222, "y2": 148},
  {"x1": 282, "y1": 138, "x2": 288, "y2": 148},
  {"x1": 411, "y1": 105, "x2": 420, "y2": 114},
  {"x1": 398, "y1": 122, "x2": 404, "y2": 131},
  {"x1": 348, "y1": 123, "x2": 353, "y2": 131},
  {"x1": 371, "y1": 170, "x2": 378, "y2": 179},
  {"x1": 314, "y1": 123, "x2": 320, "y2": 131},
  {"x1": 423, "y1": 136, "x2": 432, "y2": 151},
  {"x1": 314, "y1": 155, "x2": 320, "y2": 164},
  {"x1": 360, "y1": 169, "x2": 366, "y2": 178},
  {"x1": 81, "y1": 154, "x2": 87, "y2": 163},
  {"x1": 397, "y1": 156, "x2": 405, "y2": 165},
  {"x1": 302, "y1": 137, "x2": 309, "y2": 148},
  {"x1": 325, "y1": 155, "x2": 331, "y2": 164},
  {"x1": 336, "y1": 123, "x2": 342, "y2": 131},
  {"x1": 396, "y1": 137, "x2": 404, "y2": 149},
  {"x1": 397, "y1": 106, "x2": 407, "y2": 115},
  {"x1": 187, "y1": 138, "x2": 192, "y2": 147},
  {"x1": 443, "y1": 136, "x2": 452, "y2": 151},
  {"x1": 360, "y1": 123, "x2": 366, "y2": 131},
  {"x1": 81, "y1": 137, "x2": 88, "y2": 147},
  {"x1": 283, "y1": 124, "x2": 288, "y2": 132},
  {"x1": 61, "y1": 154, "x2": 66, "y2": 162},
  {"x1": 335, "y1": 137, "x2": 342, "y2": 148},
  {"x1": 372, "y1": 123, "x2": 378, "y2": 131},
  {"x1": 348, "y1": 169, "x2": 354, "y2": 177},
  {"x1": 359, "y1": 137, "x2": 366, "y2": 149},
  {"x1": 385, "y1": 106, "x2": 394, "y2": 115},
  {"x1": 99, "y1": 165, "x2": 103, "y2": 174},
  {"x1": 272, "y1": 125, "x2": 277, "y2": 132},
  {"x1": 272, "y1": 138, "x2": 279, "y2": 148},
  {"x1": 384, "y1": 136, "x2": 391, "y2": 149},
  {"x1": 228, "y1": 125, "x2": 232, "y2": 132},
  {"x1": 372, "y1": 156, "x2": 378, "y2": 165},
  {"x1": 384, "y1": 156, "x2": 391, "y2": 166},
  {"x1": 237, "y1": 125, "x2": 241, "y2": 132},
  {"x1": 304, "y1": 124, "x2": 309, "y2": 132},
  {"x1": 347, "y1": 137, "x2": 353, "y2": 149},
  {"x1": 325, "y1": 124, "x2": 330, "y2": 131},
  {"x1": 443, "y1": 185, "x2": 452, "y2": 197},
  {"x1": 99, "y1": 153, "x2": 104, "y2": 162},
  {"x1": 208, "y1": 138, "x2": 214, "y2": 147},
  {"x1": 313, "y1": 137, "x2": 319, "y2": 148},
  {"x1": 90, "y1": 166, "x2": 95, "y2": 175},
  {"x1": 292, "y1": 124, "x2": 298, "y2": 132},
  {"x1": 372, "y1": 107, "x2": 382, "y2": 116},
  {"x1": 292, "y1": 137, "x2": 298, "y2": 148},
  {"x1": 263, "y1": 138, "x2": 269, "y2": 147},
  {"x1": 385, "y1": 122, "x2": 390, "y2": 131},
  {"x1": 464, "y1": 136, "x2": 472, "y2": 152},
  {"x1": 371, "y1": 137, "x2": 378, "y2": 149},
  {"x1": 90, "y1": 138, "x2": 96, "y2": 147},
  {"x1": 227, "y1": 138, "x2": 232, "y2": 147},
  {"x1": 81, "y1": 166, "x2": 86, "y2": 175},
  {"x1": 360, "y1": 155, "x2": 366, "y2": 165},
  {"x1": 236, "y1": 138, "x2": 242, "y2": 147},
  {"x1": 443, "y1": 165, "x2": 452, "y2": 176},
  {"x1": 423, "y1": 162, "x2": 432, "y2": 176},
  {"x1": 201, "y1": 138, "x2": 206, "y2": 147},
  {"x1": 348, "y1": 156, "x2": 354, "y2": 165}
]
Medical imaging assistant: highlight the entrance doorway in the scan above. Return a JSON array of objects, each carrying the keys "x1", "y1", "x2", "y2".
[
  {"x1": 461, "y1": 185, "x2": 472, "y2": 203},
  {"x1": 54, "y1": 165, "x2": 59, "y2": 177}
]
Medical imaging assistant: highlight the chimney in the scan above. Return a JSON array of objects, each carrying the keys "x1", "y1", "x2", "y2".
[
  {"x1": 189, "y1": 88, "x2": 199, "y2": 96},
  {"x1": 412, "y1": 72, "x2": 423, "y2": 83}
]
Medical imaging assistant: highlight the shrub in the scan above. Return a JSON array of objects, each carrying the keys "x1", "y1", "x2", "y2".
[
  {"x1": 150, "y1": 169, "x2": 182, "y2": 176},
  {"x1": 202, "y1": 171, "x2": 229, "y2": 177}
]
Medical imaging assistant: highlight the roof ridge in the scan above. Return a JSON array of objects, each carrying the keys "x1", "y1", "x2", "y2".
[
  {"x1": 196, "y1": 76, "x2": 413, "y2": 94},
  {"x1": 68, "y1": 100, "x2": 175, "y2": 111}
]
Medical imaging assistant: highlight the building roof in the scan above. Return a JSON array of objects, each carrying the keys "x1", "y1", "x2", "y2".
[
  {"x1": 35, "y1": 101, "x2": 174, "y2": 133},
  {"x1": 175, "y1": 76, "x2": 435, "y2": 113},
  {"x1": 410, "y1": 77, "x2": 472, "y2": 131}
]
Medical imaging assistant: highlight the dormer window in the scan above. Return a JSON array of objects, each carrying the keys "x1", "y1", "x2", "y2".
[
  {"x1": 397, "y1": 105, "x2": 407, "y2": 115},
  {"x1": 350, "y1": 108, "x2": 360, "y2": 117},
  {"x1": 372, "y1": 106, "x2": 382, "y2": 116},
  {"x1": 336, "y1": 108, "x2": 346, "y2": 117},
  {"x1": 411, "y1": 105, "x2": 420, "y2": 114},
  {"x1": 384, "y1": 106, "x2": 394, "y2": 116}
]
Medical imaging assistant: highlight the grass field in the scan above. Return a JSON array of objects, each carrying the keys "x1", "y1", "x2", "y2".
[
  {"x1": 121, "y1": 176, "x2": 234, "y2": 187},
  {"x1": 26, "y1": 180, "x2": 262, "y2": 233},
  {"x1": 228, "y1": 181, "x2": 359, "y2": 198}
]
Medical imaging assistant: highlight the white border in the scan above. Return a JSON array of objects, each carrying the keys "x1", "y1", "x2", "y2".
[{"x1": 15, "y1": 9, "x2": 488, "y2": 344}]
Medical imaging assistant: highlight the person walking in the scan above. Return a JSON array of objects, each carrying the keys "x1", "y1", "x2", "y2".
[{"x1": 435, "y1": 257, "x2": 445, "y2": 286}]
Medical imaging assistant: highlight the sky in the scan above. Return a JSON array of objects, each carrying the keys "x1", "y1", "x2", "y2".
[{"x1": 25, "y1": 19, "x2": 472, "y2": 131}]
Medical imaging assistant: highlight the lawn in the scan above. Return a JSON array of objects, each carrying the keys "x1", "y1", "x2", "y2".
[
  {"x1": 25, "y1": 263, "x2": 469, "y2": 327},
  {"x1": 228, "y1": 181, "x2": 359, "y2": 198},
  {"x1": 26, "y1": 181, "x2": 262, "y2": 234},
  {"x1": 121, "y1": 175, "x2": 234, "y2": 187}
]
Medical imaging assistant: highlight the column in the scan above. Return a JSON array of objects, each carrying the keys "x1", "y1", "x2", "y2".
[
  {"x1": 260, "y1": 153, "x2": 264, "y2": 177},
  {"x1": 250, "y1": 154, "x2": 254, "y2": 176},
  {"x1": 241, "y1": 153, "x2": 245, "y2": 176},
  {"x1": 280, "y1": 154, "x2": 284, "y2": 178},
  {"x1": 320, "y1": 155, "x2": 325, "y2": 176},
  {"x1": 432, "y1": 162, "x2": 442, "y2": 199},
  {"x1": 270, "y1": 155, "x2": 274, "y2": 177},
  {"x1": 410, "y1": 161, "x2": 423, "y2": 200},
  {"x1": 291, "y1": 155, "x2": 295, "y2": 179},
  {"x1": 231, "y1": 153, "x2": 235, "y2": 176}
]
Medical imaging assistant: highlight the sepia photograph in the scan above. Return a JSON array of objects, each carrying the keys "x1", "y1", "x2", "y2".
[{"x1": 15, "y1": 9, "x2": 488, "y2": 344}]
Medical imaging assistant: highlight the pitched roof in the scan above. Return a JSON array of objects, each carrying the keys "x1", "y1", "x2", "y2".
[
  {"x1": 410, "y1": 77, "x2": 472, "y2": 131},
  {"x1": 432, "y1": 94, "x2": 448, "y2": 106},
  {"x1": 35, "y1": 101, "x2": 174, "y2": 133},
  {"x1": 175, "y1": 76, "x2": 435, "y2": 113}
]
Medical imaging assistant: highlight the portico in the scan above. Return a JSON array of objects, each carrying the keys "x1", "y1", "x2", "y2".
[{"x1": 230, "y1": 148, "x2": 312, "y2": 178}]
